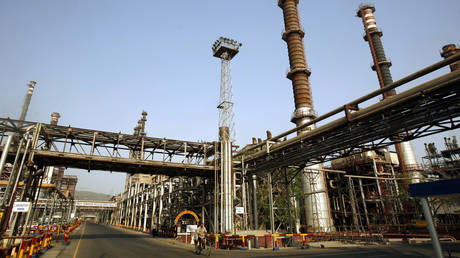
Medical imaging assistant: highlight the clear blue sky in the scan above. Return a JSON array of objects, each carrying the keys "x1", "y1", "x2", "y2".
[{"x1": 1, "y1": 1, "x2": 459, "y2": 195}]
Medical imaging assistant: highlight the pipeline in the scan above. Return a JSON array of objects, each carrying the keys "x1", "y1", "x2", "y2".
[{"x1": 234, "y1": 53, "x2": 460, "y2": 158}]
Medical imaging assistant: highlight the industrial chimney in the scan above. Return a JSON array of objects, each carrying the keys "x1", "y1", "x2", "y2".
[
  {"x1": 50, "y1": 112, "x2": 61, "y2": 126},
  {"x1": 357, "y1": 5, "x2": 421, "y2": 184},
  {"x1": 278, "y1": 0, "x2": 334, "y2": 232}
]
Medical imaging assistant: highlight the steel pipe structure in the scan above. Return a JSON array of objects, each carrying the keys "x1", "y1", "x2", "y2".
[
  {"x1": 238, "y1": 62, "x2": 460, "y2": 172},
  {"x1": 234, "y1": 53, "x2": 460, "y2": 158},
  {"x1": 0, "y1": 119, "x2": 216, "y2": 177}
]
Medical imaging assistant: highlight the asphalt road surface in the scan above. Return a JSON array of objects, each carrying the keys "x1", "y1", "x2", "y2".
[{"x1": 44, "y1": 222, "x2": 457, "y2": 258}]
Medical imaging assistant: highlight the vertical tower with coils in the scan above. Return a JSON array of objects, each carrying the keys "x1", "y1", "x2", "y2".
[
  {"x1": 357, "y1": 5, "x2": 421, "y2": 184},
  {"x1": 278, "y1": 0, "x2": 334, "y2": 232},
  {"x1": 212, "y1": 37, "x2": 242, "y2": 232}
]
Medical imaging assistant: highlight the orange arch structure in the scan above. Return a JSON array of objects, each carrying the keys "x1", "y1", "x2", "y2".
[{"x1": 174, "y1": 210, "x2": 199, "y2": 226}]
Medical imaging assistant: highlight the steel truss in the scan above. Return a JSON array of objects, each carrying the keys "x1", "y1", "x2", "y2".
[{"x1": 0, "y1": 119, "x2": 216, "y2": 176}]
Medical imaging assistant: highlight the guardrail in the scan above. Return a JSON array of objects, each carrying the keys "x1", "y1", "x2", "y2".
[{"x1": 0, "y1": 220, "x2": 82, "y2": 257}]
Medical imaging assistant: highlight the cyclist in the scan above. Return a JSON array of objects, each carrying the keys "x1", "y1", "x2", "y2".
[{"x1": 195, "y1": 223, "x2": 207, "y2": 247}]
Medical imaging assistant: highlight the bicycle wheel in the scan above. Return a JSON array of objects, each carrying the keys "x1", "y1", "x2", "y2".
[
  {"x1": 204, "y1": 242, "x2": 212, "y2": 256},
  {"x1": 195, "y1": 242, "x2": 202, "y2": 255}
]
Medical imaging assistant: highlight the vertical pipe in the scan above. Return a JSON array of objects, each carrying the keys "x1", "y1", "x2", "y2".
[
  {"x1": 220, "y1": 142, "x2": 224, "y2": 232},
  {"x1": 0, "y1": 135, "x2": 14, "y2": 179},
  {"x1": 420, "y1": 197, "x2": 443, "y2": 258},
  {"x1": 241, "y1": 162, "x2": 248, "y2": 230},
  {"x1": 159, "y1": 182, "x2": 164, "y2": 226},
  {"x1": 219, "y1": 126, "x2": 233, "y2": 232},
  {"x1": 358, "y1": 179, "x2": 370, "y2": 228},
  {"x1": 284, "y1": 168, "x2": 293, "y2": 233},
  {"x1": 252, "y1": 174, "x2": 258, "y2": 230},
  {"x1": 348, "y1": 178, "x2": 359, "y2": 228},
  {"x1": 0, "y1": 137, "x2": 24, "y2": 206},
  {"x1": 214, "y1": 143, "x2": 218, "y2": 233},
  {"x1": 5, "y1": 138, "x2": 31, "y2": 207},
  {"x1": 22, "y1": 172, "x2": 44, "y2": 235},
  {"x1": 268, "y1": 172, "x2": 275, "y2": 234},
  {"x1": 152, "y1": 185, "x2": 157, "y2": 227}
]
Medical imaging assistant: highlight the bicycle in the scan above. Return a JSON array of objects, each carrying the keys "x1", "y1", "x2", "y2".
[{"x1": 194, "y1": 236, "x2": 211, "y2": 256}]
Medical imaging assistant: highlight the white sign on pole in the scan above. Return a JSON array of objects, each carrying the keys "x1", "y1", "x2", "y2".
[
  {"x1": 186, "y1": 225, "x2": 197, "y2": 233},
  {"x1": 235, "y1": 206, "x2": 244, "y2": 214},
  {"x1": 12, "y1": 202, "x2": 31, "y2": 212}
]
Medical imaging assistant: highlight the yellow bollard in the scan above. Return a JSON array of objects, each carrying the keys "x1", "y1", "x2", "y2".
[
  {"x1": 29, "y1": 237, "x2": 36, "y2": 257},
  {"x1": 273, "y1": 235, "x2": 279, "y2": 251},
  {"x1": 56, "y1": 225, "x2": 61, "y2": 243}
]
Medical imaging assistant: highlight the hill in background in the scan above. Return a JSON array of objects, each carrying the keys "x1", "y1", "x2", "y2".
[{"x1": 75, "y1": 190, "x2": 113, "y2": 201}]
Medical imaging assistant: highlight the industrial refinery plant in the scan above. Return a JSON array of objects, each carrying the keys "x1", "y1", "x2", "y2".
[{"x1": 0, "y1": 1, "x2": 459, "y2": 257}]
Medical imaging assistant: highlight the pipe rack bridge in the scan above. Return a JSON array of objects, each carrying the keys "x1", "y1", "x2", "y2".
[
  {"x1": 237, "y1": 56, "x2": 460, "y2": 172},
  {"x1": 34, "y1": 200, "x2": 117, "y2": 210},
  {"x1": 0, "y1": 121, "x2": 216, "y2": 176},
  {"x1": 74, "y1": 200, "x2": 117, "y2": 211}
]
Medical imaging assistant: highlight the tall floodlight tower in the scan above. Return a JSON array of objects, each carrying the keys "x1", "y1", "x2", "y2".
[
  {"x1": 212, "y1": 37, "x2": 242, "y2": 233},
  {"x1": 357, "y1": 5, "x2": 421, "y2": 184},
  {"x1": 278, "y1": 0, "x2": 334, "y2": 232},
  {"x1": 213, "y1": 37, "x2": 241, "y2": 141}
]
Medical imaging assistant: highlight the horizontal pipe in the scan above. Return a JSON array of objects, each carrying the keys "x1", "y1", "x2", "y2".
[
  {"x1": 241, "y1": 68, "x2": 460, "y2": 162},
  {"x1": 235, "y1": 53, "x2": 460, "y2": 157},
  {"x1": 0, "y1": 181, "x2": 68, "y2": 199},
  {"x1": 0, "y1": 181, "x2": 56, "y2": 188}
]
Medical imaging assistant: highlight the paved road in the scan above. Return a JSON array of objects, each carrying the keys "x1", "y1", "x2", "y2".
[
  {"x1": 55, "y1": 222, "x2": 195, "y2": 258},
  {"x1": 43, "y1": 222, "x2": 457, "y2": 258}
]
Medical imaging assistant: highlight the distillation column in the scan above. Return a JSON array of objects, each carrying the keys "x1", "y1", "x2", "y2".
[
  {"x1": 278, "y1": 0, "x2": 334, "y2": 232},
  {"x1": 357, "y1": 5, "x2": 421, "y2": 184}
]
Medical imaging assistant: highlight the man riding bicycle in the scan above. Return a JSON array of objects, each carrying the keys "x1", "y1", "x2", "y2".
[{"x1": 195, "y1": 223, "x2": 207, "y2": 246}]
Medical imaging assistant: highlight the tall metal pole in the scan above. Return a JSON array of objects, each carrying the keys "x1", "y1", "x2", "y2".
[
  {"x1": 251, "y1": 174, "x2": 258, "y2": 230},
  {"x1": 212, "y1": 37, "x2": 241, "y2": 233},
  {"x1": 420, "y1": 197, "x2": 444, "y2": 258},
  {"x1": 268, "y1": 172, "x2": 275, "y2": 234}
]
